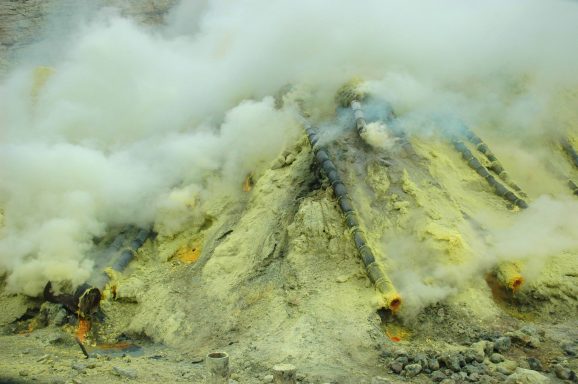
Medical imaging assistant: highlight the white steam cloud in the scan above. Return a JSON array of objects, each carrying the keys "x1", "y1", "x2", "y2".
[{"x1": 1, "y1": 0, "x2": 578, "y2": 297}]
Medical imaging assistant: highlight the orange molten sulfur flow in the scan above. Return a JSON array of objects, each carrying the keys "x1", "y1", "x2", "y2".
[{"x1": 75, "y1": 318, "x2": 91, "y2": 343}]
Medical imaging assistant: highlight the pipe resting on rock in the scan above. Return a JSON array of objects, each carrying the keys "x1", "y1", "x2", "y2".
[
  {"x1": 302, "y1": 121, "x2": 401, "y2": 312},
  {"x1": 90, "y1": 227, "x2": 152, "y2": 292},
  {"x1": 568, "y1": 180, "x2": 578, "y2": 196},
  {"x1": 561, "y1": 137, "x2": 578, "y2": 169},
  {"x1": 463, "y1": 128, "x2": 526, "y2": 197},
  {"x1": 351, "y1": 100, "x2": 367, "y2": 137},
  {"x1": 451, "y1": 136, "x2": 529, "y2": 290},
  {"x1": 496, "y1": 262, "x2": 524, "y2": 292},
  {"x1": 451, "y1": 136, "x2": 528, "y2": 209},
  {"x1": 43, "y1": 227, "x2": 152, "y2": 318}
]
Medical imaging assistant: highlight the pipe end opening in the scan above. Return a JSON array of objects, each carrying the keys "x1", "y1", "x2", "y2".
[
  {"x1": 207, "y1": 352, "x2": 228, "y2": 359},
  {"x1": 511, "y1": 277, "x2": 524, "y2": 292},
  {"x1": 388, "y1": 296, "x2": 402, "y2": 312}
]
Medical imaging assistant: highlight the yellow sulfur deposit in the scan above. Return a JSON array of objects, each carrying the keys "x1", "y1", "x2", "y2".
[
  {"x1": 425, "y1": 222, "x2": 468, "y2": 262},
  {"x1": 385, "y1": 322, "x2": 412, "y2": 342},
  {"x1": 335, "y1": 78, "x2": 365, "y2": 108},
  {"x1": 31, "y1": 66, "x2": 55, "y2": 101},
  {"x1": 174, "y1": 242, "x2": 202, "y2": 264}
]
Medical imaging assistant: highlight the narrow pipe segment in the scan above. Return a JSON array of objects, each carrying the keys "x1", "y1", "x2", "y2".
[
  {"x1": 338, "y1": 195, "x2": 354, "y2": 214},
  {"x1": 80, "y1": 227, "x2": 152, "y2": 316},
  {"x1": 351, "y1": 100, "x2": 367, "y2": 136},
  {"x1": 568, "y1": 180, "x2": 578, "y2": 196},
  {"x1": 463, "y1": 128, "x2": 526, "y2": 195},
  {"x1": 367, "y1": 263, "x2": 402, "y2": 311},
  {"x1": 327, "y1": 169, "x2": 342, "y2": 186},
  {"x1": 333, "y1": 182, "x2": 348, "y2": 198},
  {"x1": 359, "y1": 247, "x2": 376, "y2": 265},
  {"x1": 561, "y1": 137, "x2": 578, "y2": 169},
  {"x1": 321, "y1": 159, "x2": 338, "y2": 175},
  {"x1": 352, "y1": 229, "x2": 368, "y2": 250},
  {"x1": 43, "y1": 227, "x2": 149, "y2": 319},
  {"x1": 344, "y1": 211, "x2": 360, "y2": 229},
  {"x1": 315, "y1": 150, "x2": 330, "y2": 164},
  {"x1": 111, "y1": 228, "x2": 150, "y2": 272},
  {"x1": 108, "y1": 232, "x2": 128, "y2": 252},
  {"x1": 335, "y1": 80, "x2": 368, "y2": 137},
  {"x1": 308, "y1": 132, "x2": 319, "y2": 143}
]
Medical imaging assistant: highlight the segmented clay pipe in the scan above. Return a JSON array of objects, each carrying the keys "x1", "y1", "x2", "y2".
[{"x1": 302, "y1": 121, "x2": 401, "y2": 311}]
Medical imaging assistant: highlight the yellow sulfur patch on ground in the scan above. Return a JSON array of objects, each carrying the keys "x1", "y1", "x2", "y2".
[
  {"x1": 401, "y1": 169, "x2": 419, "y2": 198},
  {"x1": 385, "y1": 322, "x2": 412, "y2": 342},
  {"x1": 174, "y1": 242, "x2": 202, "y2": 264},
  {"x1": 425, "y1": 222, "x2": 467, "y2": 257}
]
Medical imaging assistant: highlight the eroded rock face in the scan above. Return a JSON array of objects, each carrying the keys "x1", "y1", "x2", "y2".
[
  {"x1": 0, "y1": 1, "x2": 43, "y2": 45},
  {"x1": 0, "y1": 1, "x2": 40, "y2": 70},
  {"x1": 0, "y1": 0, "x2": 176, "y2": 73}
]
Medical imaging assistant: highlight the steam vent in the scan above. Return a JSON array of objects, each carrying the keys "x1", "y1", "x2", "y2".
[{"x1": 1, "y1": 1, "x2": 578, "y2": 383}]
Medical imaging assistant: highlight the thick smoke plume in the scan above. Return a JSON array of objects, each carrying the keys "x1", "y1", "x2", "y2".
[{"x1": 1, "y1": 0, "x2": 578, "y2": 299}]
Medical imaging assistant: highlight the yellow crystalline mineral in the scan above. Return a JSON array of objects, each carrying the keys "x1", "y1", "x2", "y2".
[
  {"x1": 174, "y1": 241, "x2": 202, "y2": 264},
  {"x1": 392, "y1": 200, "x2": 410, "y2": 214},
  {"x1": 401, "y1": 169, "x2": 419, "y2": 197},
  {"x1": 425, "y1": 223, "x2": 465, "y2": 251},
  {"x1": 385, "y1": 322, "x2": 411, "y2": 342},
  {"x1": 424, "y1": 222, "x2": 468, "y2": 264},
  {"x1": 401, "y1": 169, "x2": 431, "y2": 208}
]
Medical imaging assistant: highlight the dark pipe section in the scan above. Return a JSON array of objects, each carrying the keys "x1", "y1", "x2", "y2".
[
  {"x1": 43, "y1": 281, "x2": 101, "y2": 318},
  {"x1": 463, "y1": 128, "x2": 526, "y2": 196},
  {"x1": 351, "y1": 100, "x2": 367, "y2": 137},
  {"x1": 302, "y1": 121, "x2": 400, "y2": 310},
  {"x1": 561, "y1": 138, "x2": 578, "y2": 169},
  {"x1": 452, "y1": 137, "x2": 528, "y2": 209},
  {"x1": 568, "y1": 180, "x2": 578, "y2": 196},
  {"x1": 43, "y1": 227, "x2": 152, "y2": 319},
  {"x1": 111, "y1": 228, "x2": 151, "y2": 273}
]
